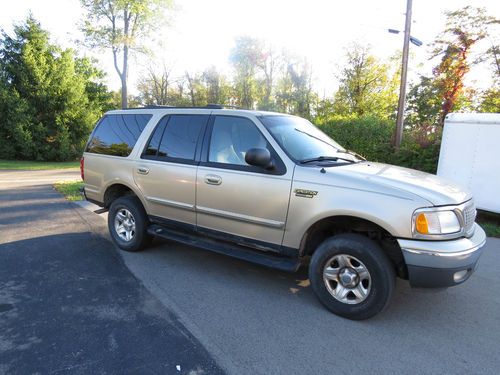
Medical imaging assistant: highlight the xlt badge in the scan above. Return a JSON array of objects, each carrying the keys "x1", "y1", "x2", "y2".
[{"x1": 294, "y1": 189, "x2": 318, "y2": 198}]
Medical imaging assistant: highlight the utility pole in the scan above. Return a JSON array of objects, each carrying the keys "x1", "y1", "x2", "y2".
[{"x1": 394, "y1": 0, "x2": 413, "y2": 151}]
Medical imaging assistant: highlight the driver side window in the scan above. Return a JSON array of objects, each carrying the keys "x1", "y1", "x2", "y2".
[{"x1": 209, "y1": 116, "x2": 267, "y2": 166}]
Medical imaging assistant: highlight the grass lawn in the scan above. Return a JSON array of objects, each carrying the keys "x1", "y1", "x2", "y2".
[
  {"x1": 477, "y1": 211, "x2": 500, "y2": 238},
  {"x1": 54, "y1": 180, "x2": 84, "y2": 201},
  {"x1": 0, "y1": 159, "x2": 79, "y2": 170}
]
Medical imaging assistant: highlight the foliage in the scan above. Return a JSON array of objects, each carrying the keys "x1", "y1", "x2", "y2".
[
  {"x1": 405, "y1": 76, "x2": 442, "y2": 128},
  {"x1": 202, "y1": 66, "x2": 233, "y2": 106},
  {"x1": 0, "y1": 16, "x2": 112, "y2": 161},
  {"x1": 230, "y1": 36, "x2": 262, "y2": 109},
  {"x1": 431, "y1": 6, "x2": 499, "y2": 124},
  {"x1": 331, "y1": 44, "x2": 399, "y2": 119},
  {"x1": 76, "y1": 56, "x2": 115, "y2": 112},
  {"x1": 137, "y1": 64, "x2": 172, "y2": 105},
  {"x1": 478, "y1": 87, "x2": 500, "y2": 112},
  {"x1": 54, "y1": 180, "x2": 85, "y2": 201},
  {"x1": 275, "y1": 56, "x2": 316, "y2": 118},
  {"x1": 316, "y1": 115, "x2": 440, "y2": 173},
  {"x1": 80, "y1": 0, "x2": 173, "y2": 108},
  {"x1": 137, "y1": 36, "x2": 317, "y2": 118},
  {"x1": 483, "y1": 44, "x2": 500, "y2": 82}
]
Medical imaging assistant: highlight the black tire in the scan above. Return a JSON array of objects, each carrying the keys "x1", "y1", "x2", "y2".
[
  {"x1": 309, "y1": 233, "x2": 395, "y2": 320},
  {"x1": 108, "y1": 196, "x2": 152, "y2": 252}
]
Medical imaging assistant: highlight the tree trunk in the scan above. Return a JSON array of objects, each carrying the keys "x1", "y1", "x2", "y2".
[
  {"x1": 121, "y1": 9, "x2": 130, "y2": 109},
  {"x1": 121, "y1": 45, "x2": 129, "y2": 109},
  {"x1": 121, "y1": 73, "x2": 128, "y2": 109}
]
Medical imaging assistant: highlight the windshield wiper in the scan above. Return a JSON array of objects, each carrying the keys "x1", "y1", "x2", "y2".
[{"x1": 299, "y1": 156, "x2": 356, "y2": 164}]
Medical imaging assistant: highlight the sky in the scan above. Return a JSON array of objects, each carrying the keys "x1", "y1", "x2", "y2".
[{"x1": 1, "y1": 0, "x2": 499, "y2": 97}]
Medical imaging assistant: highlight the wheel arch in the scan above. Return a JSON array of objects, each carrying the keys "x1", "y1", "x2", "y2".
[
  {"x1": 102, "y1": 181, "x2": 148, "y2": 212},
  {"x1": 299, "y1": 215, "x2": 408, "y2": 279}
]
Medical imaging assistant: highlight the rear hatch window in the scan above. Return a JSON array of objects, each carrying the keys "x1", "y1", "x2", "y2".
[{"x1": 86, "y1": 114, "x2": 152, "y2": 157}]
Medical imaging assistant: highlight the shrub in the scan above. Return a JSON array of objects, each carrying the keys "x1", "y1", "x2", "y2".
[{"x1": 315, "y1": 115, "x2": 441, "y2": 173}]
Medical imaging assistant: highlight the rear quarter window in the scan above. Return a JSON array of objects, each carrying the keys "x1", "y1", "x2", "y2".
[{"x1": 86, "y1": 114, "x2": 152, "y2": 156}]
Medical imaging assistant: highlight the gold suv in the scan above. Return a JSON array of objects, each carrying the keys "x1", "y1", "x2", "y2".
[{"x1": 82, "y1": 105, "x2": 486, "y2": 320}]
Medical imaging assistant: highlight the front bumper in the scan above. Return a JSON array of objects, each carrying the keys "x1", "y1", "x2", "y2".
[{"x1": 398, "y1": 223, "x2": 486, "y2": 288}]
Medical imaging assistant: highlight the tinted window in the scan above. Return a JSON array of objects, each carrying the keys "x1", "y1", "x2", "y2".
[
  {"x1": 209, "y1": 116, "x2": 267, "y2": 166},
  {"x1": 144, "y1": 117, "x2": 167, "y2": 156},
  {"x1": 145, "y1": 115, "x2": 206, "y2": 161},
  {"x1": 86, "y1": 114, "x2": 152, "y2": 156}
]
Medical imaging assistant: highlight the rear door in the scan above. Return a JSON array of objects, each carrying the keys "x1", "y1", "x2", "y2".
[{"x1": 133, "y1": 114, "x2": 209, "y2": 227}]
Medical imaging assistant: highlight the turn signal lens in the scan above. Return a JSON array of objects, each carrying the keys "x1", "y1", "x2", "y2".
[
  {"x1": 415, "y1": 213, "x2": 429, "y2": 234},
  {"x1": 413, "y1": 209, "x2": 461, "y2": 237}
]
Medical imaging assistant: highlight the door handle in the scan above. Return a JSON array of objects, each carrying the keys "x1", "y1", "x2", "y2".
[
  {"x1": 137, "y1": 167, "x2": 150, "y2": 175},
  {"x1": 204, "y1": 174, "x2": 222, "y2": 185}
]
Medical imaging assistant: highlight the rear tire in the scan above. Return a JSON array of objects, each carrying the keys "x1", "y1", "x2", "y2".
[
  {"x1": 108, "y1": 196, "x2": 152, "y2": 252},
  {"x1": 309, "y1": 233, "x2": 395, "y2": 320}
]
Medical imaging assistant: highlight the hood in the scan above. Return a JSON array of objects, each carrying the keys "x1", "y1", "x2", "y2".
[{"x1": 323, "y1": 162, "x2": 471, "y2": 206}]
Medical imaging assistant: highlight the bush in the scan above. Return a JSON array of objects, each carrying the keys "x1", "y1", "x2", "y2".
[{"x1": 316, "y1": 115, "x2": 441, "y2": 174}]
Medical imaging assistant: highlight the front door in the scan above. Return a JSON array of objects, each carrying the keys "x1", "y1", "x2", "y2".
[
  {"x1": 134, "y1": 114, "x2": 209, "y2": 226},
  {"x1": 196, "y1": 115, "x2": 293, "y2": 249}
]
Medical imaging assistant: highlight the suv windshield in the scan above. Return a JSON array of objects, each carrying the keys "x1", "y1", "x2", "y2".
[{"x1": 259, "y1": 115, "x2": 352, "y2": 162}]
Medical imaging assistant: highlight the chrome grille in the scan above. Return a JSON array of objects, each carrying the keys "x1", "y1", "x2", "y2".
[{"x1": 462, "y1": 201, "x2": 476, "y2": 236}]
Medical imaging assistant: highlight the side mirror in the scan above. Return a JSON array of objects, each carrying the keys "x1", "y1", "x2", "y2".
[{"x1": 245, "y1": 148, "x2": 273, "y2": 169}]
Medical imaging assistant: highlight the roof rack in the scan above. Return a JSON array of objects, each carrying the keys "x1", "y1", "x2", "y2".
[{"x1": 121, "y1": 103, "x2": 247, "y2": 110}]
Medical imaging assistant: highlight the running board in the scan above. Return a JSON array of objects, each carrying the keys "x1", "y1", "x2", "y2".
[{"x1": 147, "y1": 224, "x2": 301, "y2": 272}]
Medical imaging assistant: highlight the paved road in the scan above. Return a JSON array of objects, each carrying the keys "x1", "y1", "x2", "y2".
[
  {"x1": 119, "y1": 235, "x2": 500, "y2": 375},
  {"x1": 2, "y1": 170, "x2": 500, "y2": 374},
  {"x1": 0, "y1": 170, "x2": 223, "y2": 374},
  {"x1": 0, "y1": 168, "x2": 82, "y2": 185}
]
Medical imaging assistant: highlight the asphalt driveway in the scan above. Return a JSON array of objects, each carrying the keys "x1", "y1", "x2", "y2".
[
  {"x1": 0, "y1": 170, "x2": 223, "y2": 375},
  {"x1": 1, "y1": 169, "x2": 500, "y2": 374}
]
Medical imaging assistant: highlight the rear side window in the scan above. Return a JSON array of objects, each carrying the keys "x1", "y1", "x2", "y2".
[
  {"x1": 86, "y1": 114, "x2": 152, "y2": 156},
  {"x1": 144, "y1": 118, "x2": 167, "y2": 157},
  {"x1": 142, "y1": 115, "x2": 208, "y2": 162}
]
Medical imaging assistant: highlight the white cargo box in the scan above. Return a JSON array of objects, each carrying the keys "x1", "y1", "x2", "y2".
[{"x1": 437, "y1": 113, "x2": 500, "y2": 214}]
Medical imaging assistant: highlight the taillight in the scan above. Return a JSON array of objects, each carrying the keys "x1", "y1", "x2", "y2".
[{"x1": 80, "y1": 157, "x2": 84, "y2": 181}]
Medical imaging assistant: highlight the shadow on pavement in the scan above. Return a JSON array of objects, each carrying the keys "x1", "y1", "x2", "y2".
[{"x1": 0, "y1": 232, "x2": 223, "y2": 375}]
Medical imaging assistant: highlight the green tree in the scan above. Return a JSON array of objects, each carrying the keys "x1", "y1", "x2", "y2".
[
  {"x1": 255, "y1": 44, "x2": 279, "y2": 110},
  {"x1": 185, "y1": 72, "x2": 207, "y2": 107},
  {"x1": 137, "y1": 64, "x2": 172, "y2": 105},
  {"x1": 478, "y1": 87, "x2": 500, "y2": 112},
  {"x1": 405, "y1": 76, "x2": 442, "y2": 128},
  {"x1": 202, "y1": 66, "x2": 232, "y2": 106},
  {"x1": 478, "y1": 44, "x2": 500, "y2": 112},
  {"x1": 332, "y1": 44, "x2": 399, "y2": 118},
  {"x1": 0, "y1": 80, "x2": 33, "y2": 159},
  {"x1": 80, "y1": 0, "x2": 173, "y2": 109},
  {"x1": 76, "y1": 56, "x2": 116, "y2": 111},
  {"x1": 0, "y1": 16, "x2": 110, "y2": 160},
  {"x1": 275, "y1": 56, "x2": 315, "y2": 118},
  {"x1": 230, "y1": 36, "x2": 262, "y2": 109}
]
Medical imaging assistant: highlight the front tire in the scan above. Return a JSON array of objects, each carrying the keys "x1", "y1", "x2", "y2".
[
  {"x1": 309, "y1": 233, "x2": 395, "y2": 320},
  {"x1": 108, "y1": 196, "x2": 151, "y2": 252}
]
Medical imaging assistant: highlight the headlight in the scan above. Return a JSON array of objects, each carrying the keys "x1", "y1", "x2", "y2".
[{"x1": 412, "y1": 208, "x2": 462, "y2": 238}]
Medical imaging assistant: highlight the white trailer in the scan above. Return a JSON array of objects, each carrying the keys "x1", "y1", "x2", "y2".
[{"x1": 437, "y1": 113, "x2": 500, "y2": 214}]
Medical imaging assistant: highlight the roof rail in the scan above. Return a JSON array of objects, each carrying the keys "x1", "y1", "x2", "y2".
[{"x1": 120, "y1": 103, "x2": 248, "y2": 110}]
